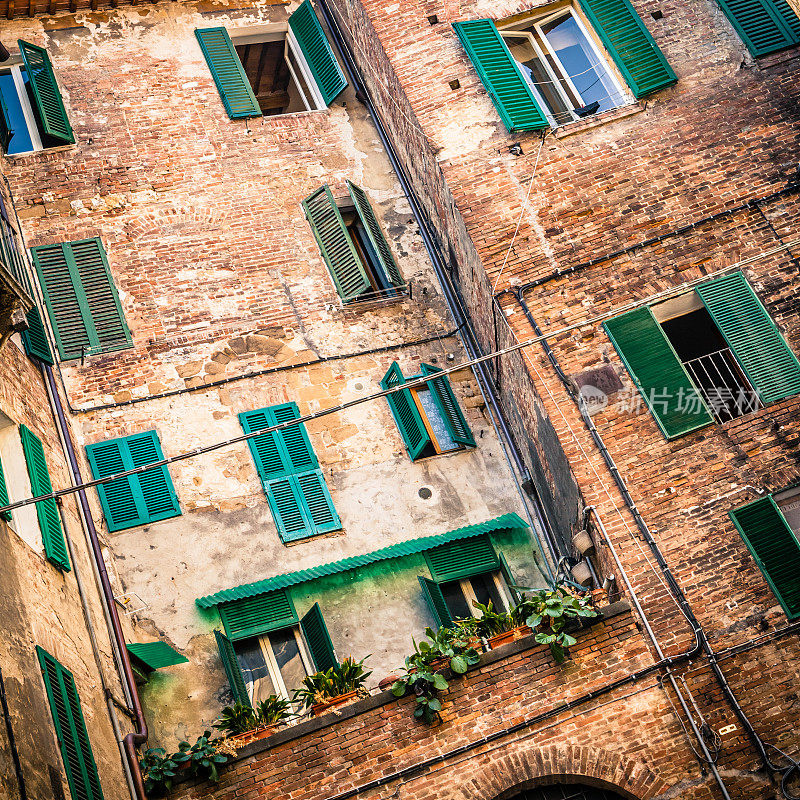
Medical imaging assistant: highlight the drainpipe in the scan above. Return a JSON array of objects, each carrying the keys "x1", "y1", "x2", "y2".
[
  {"x1": 315, "y1": 0, "x2": 564, "y2": 570},
  {"x1": 41, "y1": 364, "x2": 147, "y2": 800},
  {"x1": 0, "y1": 666, "x2": 27, "y2": 800}
]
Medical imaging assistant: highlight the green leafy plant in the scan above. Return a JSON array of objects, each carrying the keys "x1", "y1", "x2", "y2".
[
  {"x1": 293, "y1": 656, "x2": 372, "y2": 709},
  {"x1": 181, "y1": 731, "x2": 230, "y2": 784},
  {"x1": 140, "y1": 747, "x2": 187, "y2": 797},
  {"x1": 254, "y1": 695, "x2": 293, "y2": 726},
  {"x1": 214, "y1": 696, "x2": 294, "y2": 736},
  {"x1": 469, "y1": 601, "x2": 517, "y2": 639}
]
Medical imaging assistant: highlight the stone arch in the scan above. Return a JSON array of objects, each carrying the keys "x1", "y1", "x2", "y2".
[{"x1": 446, "y1": 743, "x2": 669, "y2": 800}]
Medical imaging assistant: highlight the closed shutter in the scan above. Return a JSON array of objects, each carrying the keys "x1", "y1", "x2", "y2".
[
  {"x1": 578, "y1": 0, "x2": 676, "y2": 97},
  {"x1": 425, "y1": 534, "x2": 500, "y2": 583},
  {"x1": 18, "y1": 41, "x2": 74, "y2": 144},
  {"x1": 452, "y1": 20, "x2": 548, "y2": 132},
  {"x1": 289, "y1": 0, "x2": 348, "y2": 105},
  {"x1": 219, "y1": 590, "x2": 298, "y2": 640},
  {"x1": 346, "y1": 181, "x2": 403, "y2": 288},
  {"x1": 214, "y1": 630, "x2": 251, "y2": 707},
  {"x1": 240, "y1": 405, "x2": 340, "y2": 542},
  {"x1": 20, "y1": 425, "x2": 69, "y2": 571},
  {"x1": 36, "y1": 647, "x2": 104, "y2": 800},
  {"x1": 303, "y1": 185, "x2": 370, "y2": 302},
  {"x1": 86, "y1": 431, "x2": 180, "y2": 532},
  {"x1": 421, "y1": 364, "x2": 476, "y2": 447},
  {"x1": 0, "y1": 455, "x2": 10, "y2": 522},
  {"x1": 498, "y1": 552, "x2": 520, "y2": 605},
  {"x1": 418, "y1": 576, "x2": 454, "y2": 629},
  {"x1": 300, "y1": 602, "x2": 337, "y2": 671},
  {"x1": 697, "y1": 272, "x2": 800, "y2": 405},
  {"x1": 194, "y1": 28, "x2": 261, "y2": 119},
  {"x1": 730, "y1": 496, "x2": 800, "y2": 618},
  {"x1": 380, "y1": 361, "x2": 430, "y2": 460},
  {"x1": 715, "y1": 0, "x2": 800, "y2": 56},
  {"x1": 21, "y1": 307, "x2": 54, "y2": 364},
  {"x1": 603, "y1": 307, "x2": 714, "y2": 439},
  {"x1": 32, "y1": 239, "x2": 131, "y2": 362}
]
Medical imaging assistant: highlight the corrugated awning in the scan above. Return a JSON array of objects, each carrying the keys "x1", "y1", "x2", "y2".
[
  {"x1": 127, "y1": 642, "x2": 189, "y2": 672},
  {"x1": 196, "y1": 512, "x2": 529, "y2": 608}
]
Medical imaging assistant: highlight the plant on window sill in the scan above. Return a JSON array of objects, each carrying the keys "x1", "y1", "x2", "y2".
[
  {"x1": 293, "y1": 656, "x2": 372, "y2": 716},
  {"x1": 468, "y1": 600, "x2": 532, "y2": 648},
  {"x1": 213, "y1": 697, "x2": 294, "y2": 743}
]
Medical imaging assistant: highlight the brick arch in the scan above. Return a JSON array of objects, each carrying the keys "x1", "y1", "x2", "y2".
[{"x1": 445, "y1": 743, "x2": 670, "y2": 800}]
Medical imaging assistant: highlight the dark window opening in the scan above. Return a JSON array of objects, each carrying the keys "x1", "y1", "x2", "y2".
[
  {"x1": 775, "y1": 487, "x2": 800, "y2": 537},
  {"x1": 509, "y1": 784, "x2": 628, "y2": 799},
  {"x1": 440, "y1": 572, "x2": 508, "y2": 620},
  {"x1": 661, "y1": 307, "x2": 758, "y2": 423}
]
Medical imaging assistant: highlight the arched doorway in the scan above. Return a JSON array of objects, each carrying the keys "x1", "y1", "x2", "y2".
[{"x1": 508, "y1": 786, "x2": 628, "y2": 800}]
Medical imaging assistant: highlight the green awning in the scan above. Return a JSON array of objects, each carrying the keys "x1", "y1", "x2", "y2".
[
  {"x1": 196, "y1": 512, "x2": 529, "y2": 608},
  {"x1": 127, "y1": 642, "x2": 188, "y2": 672}
]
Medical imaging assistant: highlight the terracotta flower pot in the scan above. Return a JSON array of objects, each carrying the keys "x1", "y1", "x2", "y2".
[
  {"x1": 227, "y1": 724, "x2": 278, "y2": 747},
  {"x1": 378, "y1": 674, "x2": 401, "y2": 691},
  {"x1": 486, "y1": 625, "x2": 532, "y2": 650},
  {"x1": 311, "y1": 689, "x2": 360, "y2": 717}
]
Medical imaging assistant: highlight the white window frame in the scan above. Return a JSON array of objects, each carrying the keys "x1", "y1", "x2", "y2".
[
  {"x1": 0, "y1": 61, "x2": 44, "y2": 156},
  {"x1": 243, "y1": 626, "x2": 314, "y2": 705}
]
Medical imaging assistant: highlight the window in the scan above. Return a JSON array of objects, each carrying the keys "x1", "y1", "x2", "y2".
[
  {"x1": 381, "y1": 361, "x2": 475, "y2": 460},
  {"x1": 215, "y1": 596, "x2": 337, "y2": 707},
  {"x1": 439, "y1": 571, "x2": 510, "y2": 619},
  {"x1": 303, "y1": 182, "x2": 406, "y2": 304},
  {"x1": 0, "y1": 41, "x2": 74, "y2": 155},
  {"x1": 31, "y1": 238, "x2": 131, "y2": 362},
  {"x1": 240, "y1": 403, "x2": 341, "y2": 542},
  {"x1": 36, "y1": 647, "x2": 104, "y2": 800},
  {"x1": 195, "y1": 0, "x2": 347, "y2": 120},
  {"x1": 85, "y1": 431, "x2": 181, "y2": 532},
  {"x1": 603, "y1": 272, "x2": 800, "y2": 439},
  {"x1": 716, "y1": 0, "x2": 800, "y2": 57},
  {"x1": 453, "y1": 0, "x2": 675, "y2": 132},
  {"x1": 730, "y1": 488, "x2": 800, "y2": 618}
]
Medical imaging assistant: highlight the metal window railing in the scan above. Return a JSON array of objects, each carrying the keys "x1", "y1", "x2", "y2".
[{"x1": 0, "y1": 214, "x2": 31, "y2": 295}]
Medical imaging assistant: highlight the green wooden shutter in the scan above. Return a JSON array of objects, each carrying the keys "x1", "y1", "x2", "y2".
[
  {"x1": 239, "y1": 408, "x2": 290, "y2": 480},
  {"x1": 578, "y1": 0, "x2": 677, "y2": 98},
  {"x1": 194, "y1": 28, "x2": 261, "y2": 119},
  {"x1": 21, "y1": 306, "x2": 54, "y2": 364},
  {"x1": 603, "y1": 307, "x2": 714, "y2": 439},
  {"x1": 219, "y1": 590, "x2": 298, "y2": 641},
  {"x1": 418, "y1": 576, "x2": 454, "y2": 629},
  {"x1": 498, "y1": 552, "x2": 520, "y2": 605},
  {"x1": 266, "y1": 477, "x2": 311, "y2": 541},
  {"x1": 452, "y1": 20, "x2": 548, "y2": 132},
  {"x1": 300, "y1": 602, "x2": 337, "y2": 671},
  {"x1": 289, "y1": 0, "x2": 348, "y2": 105},
  {"x1": 715, "y1": 0, "x2": 800, "y2": 56},
  {"x1": 32, "y1": 239, "x2": 131, "y2": 362},
  {"x1": 295, "y1": 471, "x2": 340, "y2": 533},
  {"x1": 20, "y1": 425, "x2": 69, "y2": 571},
  {"x1": 697, "y1": 272, "x2": 800, "y2": 405},
  {"x1": 380, "y1": 361, "x2": 430, "y2": 460},
  {"x1": 0, "y1": 455, "x2": 11, "y2": 522},
  {"x1": 213, "y1": 629, "x2": 251, "y2": 707},
  {"x1": 271, "y1": 404, "x2": 318, "y2": 473},
  {"x1": 37, "y1": 647, "x2": 104, "y2": 800},
  {"x1": 346, "y1": 181, "x2": 404, "y2": 288},
  {"x1": 86, "y1": 431, "x2": 180, "y2": 532},
  {"x1": 303, "y1": 185, "x2": 370, "y2": 302},
  {"x1": 730, "y1": 496, "x2": 800, "y2": 618},
  {"x1": 421, "y1": 363, "x2": 476, "y2": 447},
  {"x1": 425, "y1": 534, "x2": 500, "y2": 583},
  {"x1": 18, "y1": 41, "x2": 74, "y2": 145}
]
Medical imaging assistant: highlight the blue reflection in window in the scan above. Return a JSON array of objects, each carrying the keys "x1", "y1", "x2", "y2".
[{"x1": 0, "y1": 70, "x2": 33, "y2": 155}]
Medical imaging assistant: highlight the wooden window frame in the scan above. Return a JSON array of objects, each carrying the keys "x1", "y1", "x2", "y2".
[
  {"x1": 409, "y1": 385, "x2": 464, "y2": 457},
  {"x1": 0, "y1": 61, "x2": 44, "y2": 156},
  {"x1": 442, "y1": 570, "x2": 512, "y2": 619}
]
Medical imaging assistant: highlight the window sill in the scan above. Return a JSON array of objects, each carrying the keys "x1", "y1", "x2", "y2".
[
  {"x1": 338, "y1": 289, "x2": 411, "y2": 313},
  {"x1": 552, "y1": 102, "x2": 644, "y2": 139},
  {"x1": 4, "y1": 144, "x2": 77, "y2": 160}
]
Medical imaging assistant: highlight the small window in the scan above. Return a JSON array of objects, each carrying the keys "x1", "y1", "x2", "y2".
[
  {"x1": 774, "y1": 487, "x2": 800, "y2": 537},
  {"x1": 410, "y1": 384, "x2": 462, "y2": 455},
  {"x1": 440, "y1": 571, "x2": 510, "y2": 620}
]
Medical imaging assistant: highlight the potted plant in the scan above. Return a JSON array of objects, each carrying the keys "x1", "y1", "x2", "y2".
[
  {"x1": 294, "y1": 656, "x2": 371, "y2": 716},
  {"x1": 471, "y1": 601, "x2": 532, "y2": 649},
  {"x1": 214, "y1": 697, "x2": 293, "y2": 746}
]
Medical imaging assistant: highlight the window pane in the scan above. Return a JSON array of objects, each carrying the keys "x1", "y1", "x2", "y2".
[
  {"x1": 235, "y1": 639, "x2": 276, "y2": 704},
  {"x1": 470, "y1": 572, "x2": 505, "y2": 612},
  {"x1": 440, "y1": 579, "x2": 472, "y2": 619},
  {"x1": 416, "y1": 388, "x2": 460, "y2": 452},
  {"x1": 0, "y1": 71, "x2": 33, "y2": 155},
  {"x1": 775, "y1": 488, "x2": 800, "y2": 537},
  {"x1": 269, "y1": 628, "x2": 307, "y2": 697},
  {"x1": 541, "y1": 13, "x2": 623, "y2": 113}
]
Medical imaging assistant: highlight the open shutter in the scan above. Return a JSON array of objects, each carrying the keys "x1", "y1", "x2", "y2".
[
  {"x1": 697, "y1": 272, "x2": 800, "y2": 405},
  {"x1": 0, "y1": 92, "x2": 12, "y2": 152},
  {"x1": 21, "y1": 307, "x2": 54, "y2": 364},
  {"x1": 17, "y1": 41, "x2": 74, "y2": 144},
  {"x1": 289, "y1": 0, "x2": 347, "y2": 105},
  {"x1": 498, "y1": 552, "x2": 520, "y2": 605},
  {"x1": 715, "y1": 0, "x2": 800, "y2": 56},
  {"x1": 194, "y1": 28, "x2": 261, "y2": 119},
  {"x1": 219, "y1": 591, "x2": 298, "y2": 640},
  {"x1": 418, "y1": 576, "x2": 454, "y2": 629},
  {"x1": 0, "y1": 456, "x2": 10, "y2": 522},
  {"x1": 578, "y1": 0, "x2": 676, "y2": 97},
  {"x1": 346, "y1": 181, "x2": 404, "y2": 287},
  {"x1": 303, "y1": 185, "x2": 370, "y2": 302},
  {"x1": 604, "y1": 307, "x2": 714, "y2": 439},
  {"x1": 426, "y1": 534, "x2": 500, "y2": 582},
  {"x1": 452, "y1": 20, "x2": 548, "y2": 132},
  {"x1": 37, "y1": 647, "x2": 104, "y2": 800},
  {"x1": 730, "y1": 496, "x2": 800, "y2": 618},
  {"x1": 381, "y1": 362, "x2": 430, "y2": 459},
  {"x1": 20, "y1": 425, "x2": 69, "y2": 571},
  {"x1": 421, "y1": 363, "x2": 476, "y2": 447},
  {"x1": 214, "y1": 629, "x2": 251, "y2": 706},
  {"x1": 300, "y1": 603, "x2": 337, "y2": 671}
]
